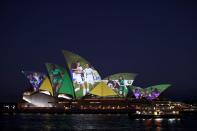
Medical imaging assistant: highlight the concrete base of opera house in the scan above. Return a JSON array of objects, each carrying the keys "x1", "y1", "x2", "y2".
[
  {"x1": 13, "y1": 98, "x2": 192, "y2": 119},
  {"x1": 17, "y1": 98, "x2": 135, "y2": 114}
]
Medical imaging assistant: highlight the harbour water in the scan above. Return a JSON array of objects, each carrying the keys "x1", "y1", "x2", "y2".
[{"x1": 1, "y1": 113, "x2": 197, "y2": 130}]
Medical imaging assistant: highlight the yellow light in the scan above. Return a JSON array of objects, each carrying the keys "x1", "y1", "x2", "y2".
[{"x1": 154, "y1": 111, "x2": 158, "y2": 115}]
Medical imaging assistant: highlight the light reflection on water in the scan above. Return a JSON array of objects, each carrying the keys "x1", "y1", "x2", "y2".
[{"x1": 0, "y1": 113, "x2": 197, "y2": 130}]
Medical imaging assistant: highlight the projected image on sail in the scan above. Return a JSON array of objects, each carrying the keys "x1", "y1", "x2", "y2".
[
  {"x1": 131, "y1": 86, "x2": 144, "y2": 99},
  {"x1": 103, "y1": 73, "x2": 137, "y2": 97},
  {"x1": 39, "y1": 76, "x2": 54, "y2": 96},
  {"x1": 63, "y1": 50, "x2": 101, "y2": 98},
  {"x1": 144, "y1": 84, "x2": 171, "y2": 100},
  {"x1": 22, "y1": 71, "x2": 46, "y2": 92},
  {"x1": 130, "y1": 84, "x2": 171, "y2": 100},
  {"x1": 45, "y1": 63, "x2": 75, "y2": 98}
]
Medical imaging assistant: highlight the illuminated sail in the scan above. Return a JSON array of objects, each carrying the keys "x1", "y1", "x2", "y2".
[
  {"x1": 103, "y1": 73, "x2": 137, "y2": 97},
  {"x1": 130, "y1": 86, "x2": 144, "y2": 99},
  {"x1": 58, "y1": 70, "x2": 75, "y2": 98},
  {"x1": 144, "y1": 84, "x2": 171, "y2": 100},
  {"x1": 39, "y1": 77, "x2": 54, "y2": 96},
  {"x1": 45, "y1": 63, "x2": 74, "y2": 97},
  {"x1": 104, "y1": 73, "x2": 137, "y2": 81},
  {"x1": 22, "y1": 71, "x2": 46, "y2": 92},
  {"x1": 89, "y1": 82, "x2": 117, "y2": 97},
  {"x1": 62, "y1": 50, "x2": 101, "y2": 98}
]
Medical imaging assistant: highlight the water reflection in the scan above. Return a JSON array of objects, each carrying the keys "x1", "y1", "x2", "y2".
[
  {"x1": 144, "y1": 119, "x2": 153, "y2": 130},
  {"x1": 142, "y1": 118, "x2": 183, "y2": 131},
  {"x1": 168, "y1": 118, "x2": 176, "y2": 123},
  {"x1": 0, "y1": 114, "x2": 197, "y2": 130}
]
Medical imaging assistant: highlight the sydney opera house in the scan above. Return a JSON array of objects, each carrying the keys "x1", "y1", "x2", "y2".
[{"x1": 18, "y1": 50, "x2": 181, "y2": 115}]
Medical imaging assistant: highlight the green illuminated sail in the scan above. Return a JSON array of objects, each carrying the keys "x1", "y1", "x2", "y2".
[
  {"x1": 145, "y1": 84, "x2": 171, "y2": 93},
  {"x1": 45, "y1": 63, "x2": 75, "y2": 98},
  {"x1": 103, "y1": 73, "x2": 137, "y2": 97},
  {"x1": 130, "y1": 86, "x2": 144, "y2": 99},
  {"x1": 144, "y1": 84, "x2": 171, "y2": 100},
  {"x1": 104, "y1": 73, "x2": 137, "y2": 80},
  {"x1": 58, "y1": 70, "x2": 75, "y2": 98},
  {"x1": 62, "y1": 50, "x2": 101, "y2": 98}
]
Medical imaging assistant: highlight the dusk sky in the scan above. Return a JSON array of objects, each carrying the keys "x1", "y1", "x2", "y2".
[{"x1": 0, "y1": 1, "x2": 196, "y2": 102}]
